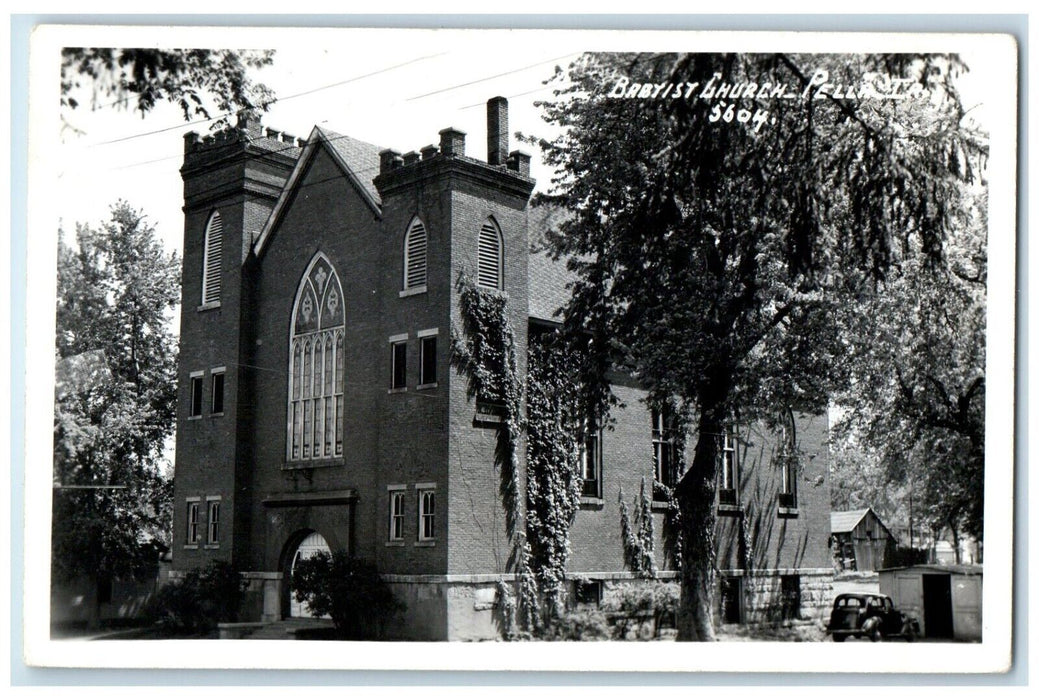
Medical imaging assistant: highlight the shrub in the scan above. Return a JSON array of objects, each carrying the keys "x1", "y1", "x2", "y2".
[
  {"x1": 602, "y1": 581, "x2": 680, "y2": 638},
  {"x1": 146, "y1": 560, "x2": 246, "y2": 634},
  {"x1": 544, "y1": 609, "x2": 612, "y2": 641},
  {"x1": 290, "y1": 551, "x2": 403, "y2": 639}
]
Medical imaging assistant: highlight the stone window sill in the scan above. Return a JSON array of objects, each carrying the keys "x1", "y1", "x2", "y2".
[
  {"x1": 183, "y1": 544, "x2": 199, "y2": 550},
  {"x1": 282, "y1": 457, "x2": 344, "y2": 470},
  {"x1": 579, "y1": 496, "x2": 604, "y2": 509},
  {"x1": 778, "y1": 506, "x2": 800, "y2": 518},
  {"x1": 414, "y1": 540, "x2": 436, "y2": 548},
  {"x1": 204, "y1": 544, "x2": 220, "y2": 550},
  {"x1": 399, "y1": 285, "x2": 427, "y2": 298},
  {"x1": 718, "y1": 503, "x2": 743, "y2": 516},
  {"x1": 385, "y1": 540, "x2": 405, "y2": 547},
  {"x1": 416, "y1": 382, "x2": 438, "y2": 390},
  {"x1": 388, "y1": 387, "x2": 407, "y2": 394},
  {"x1": 197, "y1": 301, "x2": 221, "y2": 312}
]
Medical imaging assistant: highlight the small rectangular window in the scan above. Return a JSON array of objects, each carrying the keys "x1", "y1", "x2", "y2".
[
  {"x1": 211, "y1": 371, "x2": 225, "y2": 414},
  {"x1": 189, "y1": 374, "x2": 204, "y2": 418},
  {"x1": 580, "y1": 422, "x2": 602, "y2": 499},
  {"x1": 391, "y1": 341, "x2": 407, "y2": 390},
  {"x1": 186, "y1": 501, "x2": 200, "y2": 544},
  {"x1": 719, "y1": 427, "x2": 739, "y2": 507},
  {"x1": 389, "y1": 490, "x2": 405, "y2": 541},
  {"x1": 418, "y1": 489, "x2": 436, "y2": 541},
  {"x1": 720, "y1": 575, "x2": 743, "y2": 624},
  {"x1": 574, "y1": 579, "x2": 603, "y2": 607},
  {"x1": 207, "y1": 500, "x2": 221, "y2": 545},
  {"x1": 419, "y1": 336, "x2": 437, "y2": 386},
  {"x1": 781, "y1": 575, "x2": 801, "y2": 620},
  {"x1": 652, "y1": 407, "x2": 678, "y2": 499}
]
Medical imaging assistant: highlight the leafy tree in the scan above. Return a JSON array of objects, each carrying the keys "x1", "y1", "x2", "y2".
[
  {"x1": 834, "y1": 190, "x2": 986, "y2": 559},
  {"x1": 530, "y1": 53, "x2": 983, "y2": 639},
  {"x1": 60, "y1": 48, "x2": 275, "y2": 127},
  {"x1": 53, "y1": 201, "x2": 180, "y2": 625}
]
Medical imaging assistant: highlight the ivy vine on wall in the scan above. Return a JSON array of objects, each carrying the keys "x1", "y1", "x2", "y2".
[
  {"x1": 525, "y1": 329, "x2": 584, "y2": 621},
  {"x1": 619, "y1": 477, "x2": 656, "y2": 578}
]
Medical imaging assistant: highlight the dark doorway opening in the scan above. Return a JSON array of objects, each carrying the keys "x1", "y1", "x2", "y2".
[
  {"x1": 922, "y1": 574, "x2": 953, "y2": 638},
  {"x1": 720, "y1": 576, "x2": 743, "y2": 624}
]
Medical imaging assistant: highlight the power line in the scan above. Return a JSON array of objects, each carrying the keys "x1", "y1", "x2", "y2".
[
  {"x1": 89, "y1": 52, "x2": 448, "y2": 148},
  {"x1": 406, "y1": 53, "x2": 578, "y2": 101},
  {"x1": 107, "y1": 79, "x2": 557, "y2": 174}
]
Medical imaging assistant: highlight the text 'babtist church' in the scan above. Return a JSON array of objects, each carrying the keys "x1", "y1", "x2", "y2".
[{"x1": 171, "y1": 98, "x2": 834, "y2": 640}]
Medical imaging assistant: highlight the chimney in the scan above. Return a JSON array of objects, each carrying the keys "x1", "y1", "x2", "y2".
[
  {"x1": 420, "y1": 144, "x2": 439, "y2": 160},
  {"x1": 403, "y1": 151, "x2": 420, "y2": 166},
  {"x1": 487, "y1": 96, "x2": 509, "y2": 166},
  {"x1": 236, "y1": 112, "x2": 263, "y2": 139},
  {"x1": 439, "y1": 127, "x2": 466, "y2": 157},
  {"x1": 379, "y1": 149, "x2": 403, "y2": 174},
  {"x1": 507, "y1": 150, "x2": 531, "y2": 177}
]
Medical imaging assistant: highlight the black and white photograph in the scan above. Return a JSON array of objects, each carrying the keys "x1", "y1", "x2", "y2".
[{"x1": 19, "y1": 24, "x2": 1017, "y2": 675}]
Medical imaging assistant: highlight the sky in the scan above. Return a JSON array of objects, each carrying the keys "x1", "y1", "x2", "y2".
[
  {"x1": 49, "y1": 28, "x2": 1001, "y2": 263},
  {"x1": 54, "y1": 33, "x2": 579, "y2": 255}
]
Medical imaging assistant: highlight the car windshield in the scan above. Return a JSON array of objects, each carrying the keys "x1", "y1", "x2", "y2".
[{"x1": 838, "y1": 598, "x2": 862, "y2": 608}]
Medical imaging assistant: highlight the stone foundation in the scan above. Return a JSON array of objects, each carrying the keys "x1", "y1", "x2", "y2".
[{"x1": 719, "y1": 568, "x2": 834, "y2": 624}]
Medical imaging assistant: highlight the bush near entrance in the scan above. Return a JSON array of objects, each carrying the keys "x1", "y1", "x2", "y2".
[
  {"x1": 290, "y1": 551, "x2": 403, "y2": 639},
  {"x1": 145, "y1": 561, "x2": 246, "y2": 634}
]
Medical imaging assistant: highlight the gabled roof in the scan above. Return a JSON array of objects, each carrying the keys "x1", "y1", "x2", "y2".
[
  {"x1": 830, "y1": 508, "x2": 871, "y2": 534},
  {"x1": 830, "y1": 507, "x2": 896, "y2": 541},
  {"x1": 254, "y1": 126, "x2": 383, "y2": 256}
]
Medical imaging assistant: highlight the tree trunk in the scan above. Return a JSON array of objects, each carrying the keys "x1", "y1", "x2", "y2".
[
  {"x1": 675, "y1": 405, "x2": 726, "y2": 641},
  {"x1": 949, "y1": 521, "x2": 962, "y2": 565}
]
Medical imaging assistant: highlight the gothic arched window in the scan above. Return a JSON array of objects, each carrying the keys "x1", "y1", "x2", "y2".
[
  {"x1": 288, "y1": 253, "x2": 345, "y2": 461},
  {"x1": 201, "y1": 211, "x2": 223, "y2": 305},
  {"x1": 477, "y1": 217, "x2": 503, "y2": 290},
  {"x1": 403, "y1": 217, "x2": 428, "y2": 291}
]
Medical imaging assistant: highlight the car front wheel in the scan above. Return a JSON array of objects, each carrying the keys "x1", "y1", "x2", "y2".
[{"x1": 832, "y1": 633, "x2": 846, "y2": 643}]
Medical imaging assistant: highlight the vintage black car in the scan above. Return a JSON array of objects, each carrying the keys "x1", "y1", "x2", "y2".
[{"x1": 826, "y1": 593, "x2": 920, "y2": 642}]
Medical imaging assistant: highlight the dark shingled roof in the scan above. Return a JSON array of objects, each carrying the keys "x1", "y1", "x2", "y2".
[
  {"x1": 314, "y1": 126, "x2": 383, "y2": 207},
  {"x1": 831, "y1": 509, "x2": 871, "y2": 534},
  {"x1": 527, "y1": 204, "x2": 578, "y2": 322}
]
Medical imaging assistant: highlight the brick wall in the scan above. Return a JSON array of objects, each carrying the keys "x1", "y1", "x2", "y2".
[{"x1": 715, "y1": 412, "x2": 832, "y2": 572}]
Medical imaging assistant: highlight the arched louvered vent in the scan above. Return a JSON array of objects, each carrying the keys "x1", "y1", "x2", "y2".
[
  {"x1": 201, "y1": 211, "x2": 223, "y2": 305},
  {"x1": 404, "y1": 218, "x2": 428, "y2": 290},
  {"x1": 477, "y1": 219, "x2": 503, "y2": 290}
]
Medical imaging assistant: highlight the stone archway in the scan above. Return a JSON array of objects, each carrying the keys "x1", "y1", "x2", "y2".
[{"x1": 285, "y1": 530, "x2": 332, "y2": 618}]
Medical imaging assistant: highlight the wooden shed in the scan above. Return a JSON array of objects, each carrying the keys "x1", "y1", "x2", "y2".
[
  {"x1": 830, "y1": 508, "x2": 897, "y2": 572},
  {"x1": 879, "y1": 564, "x2": 982, "y2": 641}
]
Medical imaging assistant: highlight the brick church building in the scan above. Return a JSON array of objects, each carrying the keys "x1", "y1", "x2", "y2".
[{"x1": 170, "y1": 97, "x2": 834, "y2": 640}]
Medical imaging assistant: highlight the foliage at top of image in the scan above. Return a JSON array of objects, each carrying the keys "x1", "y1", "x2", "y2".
[
  {"x1": 60, "y1": 48, "x2": 275, "y2": 125},
  {"x1": 528, "y1": 52, "x2": 986, "y2": 640}
]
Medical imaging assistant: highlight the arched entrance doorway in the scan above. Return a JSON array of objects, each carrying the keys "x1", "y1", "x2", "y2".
[{"x1": 288, "y1": 531, "x2": 332, "y2": 618}]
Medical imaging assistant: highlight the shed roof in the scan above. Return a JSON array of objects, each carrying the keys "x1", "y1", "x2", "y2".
[
  {"x1": 830, "y1": 509, "x2": 871, "y2": 534},
  {"x1": 879, "y1": 563, "x2": 983, "y2": 576}
]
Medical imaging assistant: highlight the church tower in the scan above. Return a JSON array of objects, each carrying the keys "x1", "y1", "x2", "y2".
[{"x1": 171, "y1": 116, "x2": 300, "y2": 575}]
